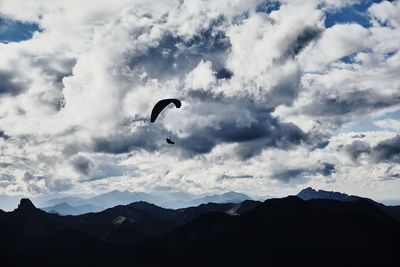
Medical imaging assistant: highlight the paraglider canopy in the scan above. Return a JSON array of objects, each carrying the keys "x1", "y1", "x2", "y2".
[
  {"x1": 150, "y1": 98, "x2": 181, "y2": 123},
  {"x1": 166, "y1": 138, "x2": 175, "y2": 144}
]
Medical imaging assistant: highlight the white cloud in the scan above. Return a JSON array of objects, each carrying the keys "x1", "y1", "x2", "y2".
[
  {"x1": 375, "y1": 119, "x2": 400, "y2": 132},
  {"x1": 0, "y1": 0, "x2": 399, "y2": 201}
]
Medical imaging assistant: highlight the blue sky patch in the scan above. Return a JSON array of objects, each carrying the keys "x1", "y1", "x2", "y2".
[
  {"x1": 324, "y1": 0, "x2": 384, "y2": 28},
  {"x1": 256, "y1": 1, "x2": 280, "y2": 14},
  {"x1": 0, "y1": 17, "x2": 41, "y2": 43},
  {"x1": 338, "y1": 110, "x2": 400, "y2": 134}
]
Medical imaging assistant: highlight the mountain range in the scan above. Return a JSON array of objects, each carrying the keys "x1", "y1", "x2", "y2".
[
  {"x1": 40, "y1": 190, "x2": 253, "y2": 215},
  {"x1": 0, "y1": 188, "x2": 399, "y2": 266}
]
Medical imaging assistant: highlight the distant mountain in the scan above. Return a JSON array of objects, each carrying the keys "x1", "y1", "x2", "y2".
[
  {"x1": 297, "y1": 187, "x2": 360, "y2": 201},
  {"x1": 41, "y1": 196, "x2": 87, "y2": 207},
  {"x1": 2, "y1": 196, "x2": 399, "y2": 266},
  {"x1": 42, "y1": 202, "x2": 104, "y2": 215},
  {"x1": 85, "y1": 190, "x2": 156, "y2": 208},
  {"x1": 189, "y1": 191, "x2": 252, "y2": 206},
  {"x1": 39, "y1": 190, "x2": 254, "y2": 213}
]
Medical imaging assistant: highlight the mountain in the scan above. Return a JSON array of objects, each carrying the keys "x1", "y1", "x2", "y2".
[
  {"x1": 42, "y1": 202, "x2": 104, "y2": 215},
  {"x1": 85, "y1": 190, "x2": 156, "y2": 208},
  {"x1": 297, "y1": 187, "x2": 360, "y2": 201},
  {"x1": 69, "y1": 200, "x2": 260, "y2": 243},
  {"x1": 39, "y1": 190, "x2": 254, "y2": 212},
  {"x1": 297, "y1": 187, "x2": 400, "y2": 222},
  {"x1": 1, "y1": 197, "x2": 399, "y2": 266},
  {"x1": 189, "y1": 191, "x2": 252, "y2": 206},
  {"x1": 41, "y1": 196, "x2": 88, "y2": 207},
  {"x1": 152, "y1": 197, "x2": 400, "y2": 267},
  {"x1": 1, "y1": 198, "x2": 260, "y2": 244}
]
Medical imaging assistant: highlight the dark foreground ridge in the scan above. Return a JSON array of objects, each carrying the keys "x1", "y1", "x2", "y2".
[{"x1": 0, "y1": 196, "x2": 399, "y2": 267}]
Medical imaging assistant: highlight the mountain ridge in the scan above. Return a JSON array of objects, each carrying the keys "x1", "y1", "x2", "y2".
[{"x1": 1, "y1": 195, "x2": 399, "y2": 266}]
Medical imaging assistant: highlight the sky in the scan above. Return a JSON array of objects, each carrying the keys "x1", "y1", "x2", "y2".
[{"x1": 0, "y1": 0, "x2": 399, "y2": 201}]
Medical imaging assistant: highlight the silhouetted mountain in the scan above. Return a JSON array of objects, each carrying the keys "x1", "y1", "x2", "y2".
[
  {"x1": 43, "y1": 202, "x2": 104, "y2": 215},
  {"x1": 297, "y1": 187, "x2": 360, "y2": 201},
  {"x1": 297, "y1": 187, "x2": 400, "y2": 222},
  {"x1": 68, "y1": 200, "x2": 260, "y2": 243},
  {"x1": 1, "y1": 196, "x2": 399, "y2": 266},
  {"x1": 0, "y1": 197, "x2": 260, "y2": 245},
  {"x1": 151, "y1": 197, "x2": 400, "y2": 267}
]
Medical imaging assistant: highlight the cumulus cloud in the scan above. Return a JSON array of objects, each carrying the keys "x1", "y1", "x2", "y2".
[
  {"x1": 371, "y1": 135, "x2": 400, "y2": 163},
  {"x1": 0, "y1": 0, "x2": 399, "y2": 201},
  {"x1": 374, "y1": 118, "x2": 400, "y2": 131},
  {"x1": 344, "y1": 140, "x2": 371, "y2": 161}
]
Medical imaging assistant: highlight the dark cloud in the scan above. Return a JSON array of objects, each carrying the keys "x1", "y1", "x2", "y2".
[
  {"x1": 273, "y1": 162, "x2": 335, "y2": 183},
  {"x1": 313, "y1": 140, "x2": 330, "y2": 150},
  {"x1": 218, "y1": 174, "x2": 254, "y2": 180},
  {"x1": 304, "y1": 90, "x2": 400, "y2": 118},
  {"x1": 215, "y1": 68, "x2": 233, "y2": 79},
  {"x1": 381, "y1": 173, "x2": 400, "y2": 181},
  {"x1": 286, "y1": 26, "x2": 322, "y2": 57},
  {"x1": 0, "y1": 70, "x2": 29, "y2": 95},
  {"x1": 371, "y1": 135, "x2": 400, "y2": 163},
  {"x1": 319, "y1": 162, "x2": 336, "y2": 176},
  {"x1": 71, "y1": 155, "x2": 94, "y2": 176},
  {"x1": 0, "y1": 130, "x2": 10, "y2": 140},
  {"x1": 92, "y1": 125, "x2": 161, "y2": 154},
  {"x1": 128, "y1": 17, "x2": 230, "y2": 81},
  {"x1": 263, "y1": 69, "x2": 302, "y2": 107},
  {"x1": 177, "y1": 102, "x2": 307, "y2": 158},
  {"x1": 86, "y1": 161, "x2": 129, "y2": 182},
  {"x1": 274, "y1": 169, "x2": 307, "y2": 183},
  {"x1": 91, "y1": 100, "x2": 307, "y2": 159},
  {"x1": 344, "y1": 140, "x2": 371, "y2": 161}
]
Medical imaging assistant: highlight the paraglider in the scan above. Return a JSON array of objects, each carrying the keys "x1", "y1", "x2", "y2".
[
  {"x1": 150, "y1": 99, "x2": 181, "y2": 123},
  {"x1": 166, "y1": 138, "x2": 175, "y2": 144},
  {"x1": 150, "y1": 98, "x2": 181, "y2": 144}
]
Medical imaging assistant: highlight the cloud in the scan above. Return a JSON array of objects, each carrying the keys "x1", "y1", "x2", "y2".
[
  {"x1": 218, "y1": 174, "x2": 254, "y2": 180},
  {"x1": 273, "y1": 161, "x2": 336, "y2": 183},
  {"x1": 371, "y1": 135, "x2": 400, "y2": 163},
  {"x1": 71, "y1": 155, "x2": 94, "y2": 176},
  {"x1": 320, "y1": 162, "x2": 336, "y2": 176},
  {"x1": 344, "y1": 140, "x2": 371, "y2": 161},
  {"x1": 0, "y1": 70, "x2": 29, "y2": 95},
  {"x1": 0, "y1": 0, "x2": 398, "y2": 200},
  {"x1": 374, "y1": 118, "x2": 400, "y2": 132}
]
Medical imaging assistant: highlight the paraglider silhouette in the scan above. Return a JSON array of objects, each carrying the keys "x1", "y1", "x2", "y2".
[
  {"x1": 150, "y1": 98, "x2": 181, "y2": 144},
  {"x1": 166, "y1": 138, "x2": 175, "y2": 144}
]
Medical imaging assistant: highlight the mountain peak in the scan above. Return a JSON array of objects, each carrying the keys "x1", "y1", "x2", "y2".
[
  {"x1": 297, "y1": 187, "x2": 360, "y2": 202},
  {"x1": 17, "y1": 198, "x2": 36, "y2": 211},
  {"x1": 301, "y1": 187, "x2": 317, "y2": 192}
]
